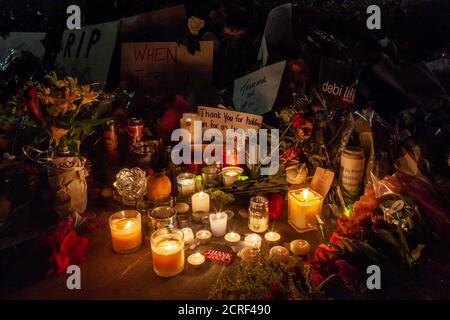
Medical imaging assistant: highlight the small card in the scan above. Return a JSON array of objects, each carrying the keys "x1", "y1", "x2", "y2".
[{"x1": 310, "y1": 167, "x2": 335, "y2": 198}]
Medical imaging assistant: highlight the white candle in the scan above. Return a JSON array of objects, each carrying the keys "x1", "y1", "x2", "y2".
[
  {"x1": 196, "y1": 230, "x2": 211, "y2": 243},
  {"x1": 187, "y1": 252, "x2": 205, "y2": 266},
  {"x1": 290, "y1": 239, "x2": 311, "y2": 256},
  {"x1": 264, "y1": 231, "x2": 281, "y2": 243},
  {"x1": 209, "y1": 212, "x2": 227, "y2": 237},
  {"x1": 269, "y1": 246, "x2": 290, "y2": 263},
  {"x1": 181, "y1": 227, "x2": 194, "y2": 243},
  {"x1": 224, "y1": 232, "x2": 241, "y2": 243},
  {"x1": 177, "y1": 173, "x2": 196, "y2": 197},
  {"x1": 222, "y1": 166, "x2": 243, "y2": 186},
  {"x1": 244, "y1": 233, "x2": 262, "y2": 249},
  {"x1": 191, "y1": 191, "x2": 210, "y2": 213}
]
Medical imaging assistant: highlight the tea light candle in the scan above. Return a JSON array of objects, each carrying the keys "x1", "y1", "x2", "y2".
[
  {"x1": 244, "y1": 233, "x2": 262, "y2": 249},
  {"x1": 150, "y1": 228, "x2": 185, "y2": 277},
  {"x1": 109, "y1": 210, "x2": 142, "y2": 253},
  {"x1": 196, "y1": 230, "x2": 212, "y2": 243},
  {"x1": 209, "y1": 212, "x2": 228, "y2": 237},
  {"x1": 240, "y1": 247, "x2": 259, "y2": 263},
  {"x1": 269, "y1": 246, "x2": 290, "y2": 263},
  {"x1": 222, "y1": 166, "x2": 244, "y2": 186},
  {"x1": 177, "y1": 173, "x2": 196, "y2": 197},
  {"x1": 181, "y1": 227, "x2": 194, "y2": 243},
  {"x1": 264, "y1": 231, "x2": 281, "y2": 244},
  {"x1": 290, "y1": 239, "x2": 311, "y2": 256},
  {"x1": 288, "y1": 188, "x2": 323, "y2": 232},
  {"x1": 187, "y1": 252, "x2": 205, "y2": 267},
  {"x1": 191, "y1": 191, "x2": 210, "y2": 213},
  {"x1": 224, "y1": 232, "x2": 241, "y2": 243}
]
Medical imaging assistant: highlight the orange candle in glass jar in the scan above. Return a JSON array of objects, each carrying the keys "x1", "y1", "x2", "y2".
[
  {"x1": 109, "y1": 210, "x2": 142, "y2": 253},
  {"x1": 151, "y1": 228, "x2": 185, "y2": 277}
]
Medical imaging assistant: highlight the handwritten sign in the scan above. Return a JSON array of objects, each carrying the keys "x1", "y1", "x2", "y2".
[
  {"x1": 310, "y1": 167, "x2": 335, "y2": 197},
  {"x1": 0, "y1": 32, "x2": 46, "y2": 63},
  {"x1": 233, "y1": 60, "x2": 286, "y2": 115},
  {"x1": 198, "y1": 106, "x2": 262, "y2": 135},
  {"x1": 55, "y1": 21, "x2": 120, "y2": 87},
  {"x1": 120, "y1": 5, "x2": 187, "y2": 41},
  {"x1": 120, "y1": 41, "x2": 213, "y2": 91}
]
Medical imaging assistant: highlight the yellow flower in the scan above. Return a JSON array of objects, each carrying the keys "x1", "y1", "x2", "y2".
[
  {"x1": 80, "y1": 85, "x2": 99, "y2": 106},
  {"x1": 64, "y1": 76, "x2": 78, "y2": 90},
  {"x1": 38, "y1": 87, "x2": 55, "y2": 105},
  {"x1": 188, "y1": 16, "x2": 205, "y2": 35},
  {"x1": 224, "y1": 26, "x2": 246, "y2": 38},
  {"x1": 297, "y1": 121, "x2": 313, "y2": 142},
  {"x1": 44, "y1": 71, "x2": 58, "y2": 84},
  {"x1": 50, "y1": 127, "x2": 68, "y2": 146}
]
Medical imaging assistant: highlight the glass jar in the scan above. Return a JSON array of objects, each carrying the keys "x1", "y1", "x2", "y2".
[
  {"x1": 149, "y1": 206, "x2": 178, "y2": 233},
  {"x1": 248, "y1": 195, "x2": 269, "y2": 233},
  {"x1": 151, "y1": 228, "x2": 185, "y2": 277},
  {"x1": 201, "y1": 165, "x2": 222, "y2": 188},
  {"x1": 176, "y1": 172, "x2": 196, "y2": 197}
]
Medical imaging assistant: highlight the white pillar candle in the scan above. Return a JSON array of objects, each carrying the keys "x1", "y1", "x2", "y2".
[
  {"x1": 181, "y1": 227, "x2": 194, "y2": 243},
  {"x1": 224, "y1": 232, "x2": 241, "y2": 243},
  {"x1": 191, "y1": 191, "x2": 210, "y2": 213},
  {"x1": 209, "y1": 212, "x2": 228, "y2": 237},
  {"x1": 244, "y1": 233, "x2": 262, "y2": 249}
]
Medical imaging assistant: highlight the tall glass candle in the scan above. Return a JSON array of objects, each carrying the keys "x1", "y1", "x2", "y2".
[
  {"x1": 109, "y1": 210, "x2": 142, "y2": 253},
  {"x1": 191, "y1": 191, "x2": 210, "y2": 213},
  {"x1": 288, "y1": 188, "x2": 323, "y2": 233},
  {"x1": 248, "y1": 196, "x2": 269, "y2": 233},
  {"x1": 177, "y1": 172, "x2": 196, "y2": 197},
  {"x1": 151, "y1": 228, "x2": 185, "y2": 277},
  {"x1": 209, "y1": 212, "x2": 228, "y2": 237}
]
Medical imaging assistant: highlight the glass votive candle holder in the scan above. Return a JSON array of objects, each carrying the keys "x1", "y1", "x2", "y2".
[
  {"x1": 109, "y1": 210, "x2": 142, "y2": 254},
  {"x1": 149, "y1": 206, "x2": 178, "y2": 233},
  {"x1": 209, "y1": 212, "x2": 228, "y2": 237},
  {"x1": 201, "y1": 165, "x2": 222, "y2": 188},
  {"x1": 177, "y1": 214, "x2": 190, "y2": 228},
  {"x1": 222, "y1": 166, "x2": 244, "y2": 186},
  {"x1": 155, "y1": 195, "x2": 175, "y2": 207},
  {"x1": 151, "y1": 228, "x2": 185, "y2": 277},
  {"x1": 177, "y1": 172, "x2": 196, "y2": 197}
]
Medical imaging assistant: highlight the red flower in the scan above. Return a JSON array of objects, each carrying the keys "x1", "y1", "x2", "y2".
[
  {"x1": 25, "y1": 87, "x2": 46, "y2": 127},
  {"x1": 292, "y1": 114, "x2": 304, "y2": 129},
  {"x1": 159, "y1": 95, "x2": 193, "y2": 142},
  {"x1": 265, "y1": 193, "x2": 284, "y2": 220},
  {"x1": 51, "y1": 230, "x2": 89, "y2": 274},
  {"x1": 314, "y1": 244, "x2": 339, "y2": 263},
  {"x1": 280, "y1": 146, "x2": 300, "y2": 162},
  {"x1": 335, "y1": 259, "x2": 356, "y2": 283}
]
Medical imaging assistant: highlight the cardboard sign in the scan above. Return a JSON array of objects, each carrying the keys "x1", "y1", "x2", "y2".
[
  {"x1": 120, "y1": 5, "x2": 187, "y2": 41},
  {"x1": 310, "y1": 167, "x2": 335, "y2": 198},
  {"x1": 233, "y1": 60, "x2": 286, "y2": 115},
  {"x1": 55, "y1": 21, "x2": 120, "y2": 87},
  {"x1": 0, "y1": 32, "x2": 46, "y2": 63},
  {"x1": 120, "y1": 41, "x2": 213, "y2": 91},
  {"x1": 198, "y1": 106, "x2": 262, "y2": 135}
]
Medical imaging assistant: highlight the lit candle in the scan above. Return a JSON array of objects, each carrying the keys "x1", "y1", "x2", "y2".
[
  {"x1": 181, "y1": 227, "x2": 194, "y2": 243},
  {"x1": 288, "y1": 188, "x2": 323, "y2": 232},
  {"x1": 191, "y1": 191, "x2": 210, "y2": 213},
  {"x1": 196, "y1": 230, "x2": 212, "y2": 244},
  {"x1": 209, "y1": 212, "x2": 228, "y2": 237},
  {"x1": 109, "y1": 210, "x2": 142, "y2": 254},
  {"x1": 224, "y1": 232, "x2": 241, "y2": 243},
  {"x1": 150, "y1": 228, "x2": 185, "y2": 277},
  {"x1": 177, "y1": 173, "x2": 196, "y2": 197},
  {"x1": 269, "y1": 246, "x2": 290, "y2": 263},
  {"x1": 222, "y1": 166, "x2": 244, "y2": 186},
  {"x1": 244, "y1": 233, "x2": 262, "y2": 249},
  {"x1": 187, "y1": 252, "x2": 205, "y2": 267},
  {"x1": 264, "y1": 231, "x2": 281, "y2": 244},
  {"x1": 240, "y1": 247, "x2": 259, "y2": 263},
  {"x1": 290, "y1": 239, "x2": 311, "y2": 256}
]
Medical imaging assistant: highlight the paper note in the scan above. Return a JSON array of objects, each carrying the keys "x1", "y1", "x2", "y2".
[
  {"x1": 55, "y1": 21, "x2": 120, "y2": 87},
  {"x1": 198, "y1": 106, "x2": 262, "y2": 135},
  {"x1": 310, "y1": 167, "x2": 335, "y2": 197},
  {"x1": 121, "y1": 41, "x2": 213, "y2": 91},
  {"x1": 233, "y1": 60, "x2": 286, "y2": 115}
]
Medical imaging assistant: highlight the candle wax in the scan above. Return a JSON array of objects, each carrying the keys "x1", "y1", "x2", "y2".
[
  {"x1": 151, "y1": 238, "x2": 184, "y2": 277},
  {"x1": 110, "y1": 218, "x2": 142, "y2": 253}
]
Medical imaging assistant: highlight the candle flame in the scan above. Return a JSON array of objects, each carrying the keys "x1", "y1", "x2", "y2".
[
  {"x1": 302, "y1": 189, "x2": 309, "y2": 200},
  {"x1": 124, "y1": 220, "x2": 132, "y2": 230}
]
